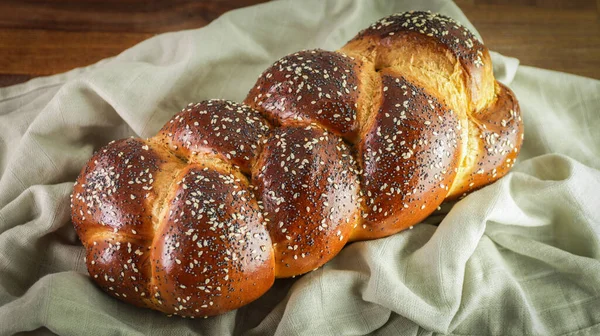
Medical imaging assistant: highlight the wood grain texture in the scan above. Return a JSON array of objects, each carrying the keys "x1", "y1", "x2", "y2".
[
  {"x1": 455, "y1": 0, "x2": 600, "y2": 78},
  {"x1": 0, "y1": 0, "x2": 269, "y2": 32},
  {"x1": 0, "y1": 29, "x2": 153, "y2": 76},
  {"x1": 0, "y1": 0, "x2": 598, "y2": 88}
]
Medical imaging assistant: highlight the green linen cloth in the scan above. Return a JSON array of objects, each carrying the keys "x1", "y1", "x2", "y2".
[{"x1": 1, "y1": 0, "x2": 599, "y2": 335}]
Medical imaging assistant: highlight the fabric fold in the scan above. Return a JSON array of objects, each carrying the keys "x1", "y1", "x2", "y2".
[{"x1": 1, "y1": 0, "x2": 599, "y2": 335}]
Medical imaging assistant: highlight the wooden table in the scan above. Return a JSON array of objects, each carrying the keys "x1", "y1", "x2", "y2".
[{"x1": 0, "y1": 0, "x2": 598, "y2": 87}]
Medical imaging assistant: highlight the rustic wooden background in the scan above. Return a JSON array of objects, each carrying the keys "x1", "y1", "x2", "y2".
[{"x1": 0, "y1": 0, "x2": 598, "y2": 87}]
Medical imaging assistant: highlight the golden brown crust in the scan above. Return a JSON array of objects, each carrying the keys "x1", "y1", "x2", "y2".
[
  {"x1": 72, "y1": 138, "x2": 183, "y2": 311},
  {"x1": 353, "y1": 11, "x2": 486, "y2": 70},
  {"x1": 252, "y1": 125, "x2": 361, "y2": 277},
  {"x1": 245, "y1": 50, "x2": 362, "y2": 140},
  {"x1": 71, "y1": 138, "x2": 183, "y2": 243},
  {"x1": 351, "y1": 72, "x2": 461, "y2": 240},
  {"x1": 346, "y1": 11, "x2": 494, "y2": 111},
  {"x1": 84, "y1": 233, "x2": 156, "y2": 310},
  {"x1": 157, "y1": 100, "x2": 271, "y2": 173},
  {"x1": 152, "y1": 163, "x2": 274, "y2": 316},
  {"x1": 72, "y1": 137, "x2": 276, "y2": 317},
  {"x1": 446, "y1": 82, "x2": 523, "y2": 198},
  {"x1": 72, "y1": 11, "x2": 523, "y2": 318}
]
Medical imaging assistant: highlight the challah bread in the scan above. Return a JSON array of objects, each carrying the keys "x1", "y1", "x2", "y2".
[{"x1": 71, "y1": 11, "x2": 523, "y2": 317}]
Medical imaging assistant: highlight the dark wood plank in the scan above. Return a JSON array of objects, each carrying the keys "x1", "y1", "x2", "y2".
[
  {"x1": 0, "y1": 0, "x2": 267, "y2": 86},
  {"x1": 455, "y1": 0, "x2": 600, "y2": 78},
  {"x1": 0, "y1": 0, "x2": 269, "y2": 33},
  {"x1": 0, "y1": 0, "x2": 598, "y2": 88},
  {"x1": 0, "y1": 74, "x2": 31, "y2": 87},
  {"x1": 0, "y1": 29, "x2": 153, "y2": 76}
]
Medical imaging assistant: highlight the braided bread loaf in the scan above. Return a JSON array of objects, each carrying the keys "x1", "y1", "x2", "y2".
[{"x1": 71, "y1": 12, "x2": 523, "y2": 317}]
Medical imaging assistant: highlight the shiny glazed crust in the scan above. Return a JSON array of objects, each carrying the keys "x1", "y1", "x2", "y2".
[{"x1": 71, "y1": 11, "x2": 523, "y2": 318}]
